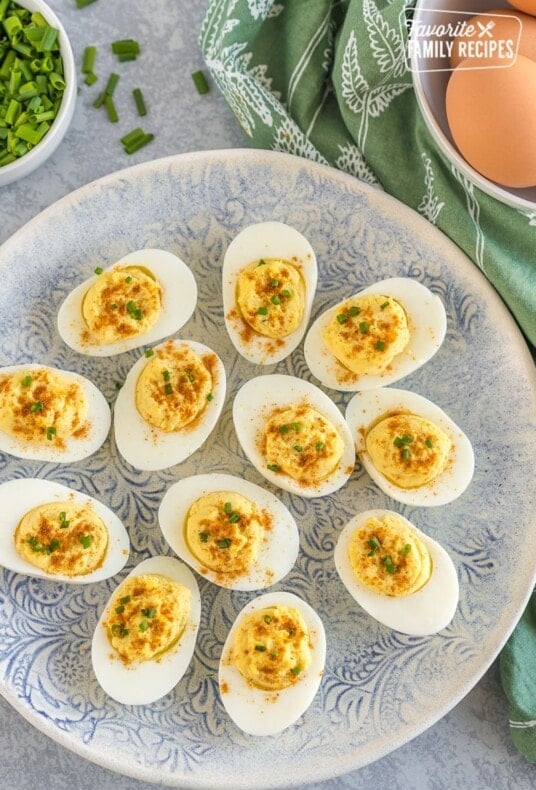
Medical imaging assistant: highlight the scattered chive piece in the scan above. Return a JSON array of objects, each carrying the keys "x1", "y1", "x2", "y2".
[
  {"x1": 383, "y1": 555, "x2": 398, "y2": 574},
  {"x1": 144, "y1": 348, "x2": 154, "y2": 357},
  {"x1": 367, "y1": 535, "x2": 381, "y2": 556},
  {"x1": 270, "y1": 295, "x2": 280, "y2": 305},
  {"x1": 84, "y1": 72, "x2": 98, "y2": 86},
  {"x1": 94, "y1": 266, "x2": 103, "y2": 274},
  {"x1": 375, "y1": 340, "x2": 387, "y2": 351},
  {"x1": 59, "y1": 511, "x2": 70, "y2": 528},
  {"x1": 264, "y1": 615, "x2": 272, "y2": 624},
  {"x1": 206, "y1": 392, "x2": 213, "y2": 401},
  {"x1": 257, "y1": 258, "x2": 267, "y2": 266},
  {"x1": 126, "y1": 300, "x2": 142, "y2": 320},
  {"x1": 291, "y1": 422, "x2": 302, "y2": 432},
  {"x1": 281, "y1": 289, "x2": 291, "y2": 298},
  {"x1": 348, "y1": 305, "x2": 360, "y2": 316},
  {"x1": 104, "y1": 72, "x2": 120, "y2": 96},
  {"x1": 104, "y1": 94, "x2": 118, "y2": 123},
  {"x1": 267, "y1": 463, "x2": 280, "y2": 472},
  {"x1": 425, "y1": 438, "x2": 433, "y2": 448},
  {"x1": 279, "y1": 424, "x2": 289, "y2": 434},
  {"x1": 80, "y1": 535, "x2": 92, "y2": 549},
  {"x1": 139, "y1": 619, "x2": 148, "y2": 632},
  {"x1": 400, "y1": 544, "x2": 412, "y2": 556},
  {"x1": 132, "y1": 87, "x2": 147, "y2": 116},
  {"x1": 257, "y1": 306, "x2": 268, "y2": 315},
  {"x1": 336, "y1": 313, "x2": 348, "y2": 324},
  {"x1": 120, "y1": 628, "x2": 129, "y2": 638},
  {"x1": 217, "y1": 538, "x2": 232, "y2": 549},
  {"x1": 315, "y1": 441, "x2": 324, "y2": 451},
  {"x1": 75, "y1": 0, "x2": 99, "y2": 7},
  {"x1": 187, "y1": 371, "x2": 196, "y2": 382},
  {"x1": 123, "y1": 131, "x2": 154, "y2": 154},
  {"x1": 191, "y1": 69, "x2": 209, "y2": 95},
  {"x1": 111, "y1": 39, "x2": 140, "y2": 58},
  {"x1": 162, "y1": 369, "x2": 171, "y2": 382},
  {"x1": 359, "y1": 321, "x2": 369, "y2": 333},
  {"x1": 119, "y1": 595, "x2": 131, "y2": 604},
  {"x1": 293, "y1": 444, "x2": 302, "y2": 452},
  {"x1": 21, "y1": 375, "x2": 33, "y2": 387},
  {"x1": 254, "y1": 644, "x2": 266, "y2": 652},
  {"x1": 224, "y1": 501, "x2": 232, "y2": 513},
  {"x1": 92, "y1": 91, "x2": 105, "y2": 108},
  {"x1": 291, "y1": 666, "x2": 302, "y2": 676},
  {"x1": 81, "y1": 45, "x2": 96, "y2": 74},
  {"x1": 380, "y1": 301, "x2": 389, "y2": 309},
  {"x1": 115, "y1": 605, "x2": 125, "y2": 614},
  {"x1": 401, "y1": 447, "x2": 411, "y2": 460},
  {"x1": 46, "y1": 426, "x2": 56, "y2": 440},
  {"x1": 164, "y1": 382, "x2": 173, "y2": 395},
  {"x1": 141, "y1": 607, "x2": 156, "y2": 618},
  {"x1": 125, "y1": 275, "x2": 132, "y2": 283},
  {"x1": 228, "y1": 512, "x2": 241, "y2": 523},
  {"x1": 199, "y1": 531, "x2": 209, "y2": 543},
  {"x1": 270, "y1": 279, "x2": 279, "y2": 287},
  {"x1": 30, "y1": 401, "x2": 43, "y2": 412}
]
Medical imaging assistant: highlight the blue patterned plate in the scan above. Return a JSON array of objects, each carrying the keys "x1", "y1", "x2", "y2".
[{"x1": 0, "y1": 150, "x2": 535, "y2": 788}]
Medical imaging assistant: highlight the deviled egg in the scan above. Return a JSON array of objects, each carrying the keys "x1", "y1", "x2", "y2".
[
  {"x1": 233, "y1": 374, "x2": 355, "y2": 497},
  {"x1": 0, "y1": 478, "x2": 129, "y2": 583},
  {"x1": 91, "y1": 555, "x2": 200, "y2": 705},
  {"x1": 345, "y1": 387, "x2": 474, "y2": 506},
  {"x1": 304, "y1": 277, "x2": 447, "y2": 391},
  {"x1": 158, "y1": 473, "x2": 299, "y2": 590},
  {"x1": 0, "y1": 363, "x2": 110, "y2": 463},
  {"x1": 57, "y1": 248, "x2": 197, "y2": 357},
  {"x1": 222, "y1": 222, "x2": 317, "y2": 365},
  {"x1": 334, "y1": 509, "x2": 459, "y2": 635},
  {"x1": 114, "y1": 339, "x2": 226, "y2": 471},
  {"x1": 219, "y1": 591, "x2": 326, "y2": 735}
]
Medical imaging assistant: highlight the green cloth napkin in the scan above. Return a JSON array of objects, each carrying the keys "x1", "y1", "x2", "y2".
[
  {"x1": 200, "y1": 0, "x2": 536, "y2": 761},
  {"x1": 200, "y1": 0, "x2": 536, "y2": 347},
  {"x1": 500, "y1": 589, "x2": 536, "y2": 762}
]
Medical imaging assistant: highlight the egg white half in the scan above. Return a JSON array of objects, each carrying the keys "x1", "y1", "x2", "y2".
[
  {"x1": 0, "y1": 364, "x2": 111, "y2": 463},
  {"x1": 222, "y1": 222, "x2": 318, "y2": 365},
  {"x1": 91, "y1": 555, "x2": 200, "y2": 705},
  {"x1": 0, "y1": 478, "x2": 129, "y2": 583},
  {"x1": 345, "y1": 387, "x2": 474, "y2": 507},
  {"x1": 218, "y1": 591, "x2": 326, "y2": 736},
  {"x1": 334, "y1": 509, "x2": 459, "y2": 636},
  {"x1": 304, "y1": 277, "x2": 447, "y2": 391},
  {"x1": 158, "y1": 473, "x2": 299, "y2": 591},
  {"x1": 57, "y1": 248, "x2": 198, "y2": 357},
  {"x1": 233, "y1": 374, "x2": 355, "y2": 498},
  {"x1": 114, "y1": 340, "x2": 226, "y2": 471}
]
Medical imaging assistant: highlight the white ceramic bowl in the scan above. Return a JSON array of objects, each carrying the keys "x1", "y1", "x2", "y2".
[
  {"x1": 0, "y1": 0, "x2": 76, "y2": 187},
  {"x1": 411, "y1": 0, "x2": 536, "y2": 211}
]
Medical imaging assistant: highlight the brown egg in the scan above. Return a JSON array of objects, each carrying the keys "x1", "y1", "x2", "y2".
[
  {"x1": 507, "y1": 0, "x2": 536, "y2": 15},
  {"x1": 450, "y1": 9, "x2": 536, "y2": 68},
  {"x1": 445, "y1": 55, "x2": 536, "y2": 188}
]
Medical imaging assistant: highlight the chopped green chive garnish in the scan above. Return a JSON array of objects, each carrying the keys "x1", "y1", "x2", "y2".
[
  {"x1": 400, "y1": 544, "x2": 412, "y2": 556},
  {"x1": 144, "y1": 348, "x2": 154, "y2": 358},
  {"x1": 76, "y1": 0, "x2": 99, "y2": 7},
  {"x1": 217, "y1": 538, "x2": 232, "y2": 549},
  {"x1": 315, "y1": 441, "x2": 325, "y2": 451},
  {"x1": 125, "y1": 275, "x2": 133, "y2": 283},
  {"x1": 21, "y1": 375, "x2": 32, "y2": 387},
  {"x1": 59, "y1": 511, "x2": 70, "y2": 529},
  {"x1": 270, "y1": 650, "x2": 279, "y2": 658},
  {"x1": 207, "y1": 392, "x2": 213, "y2": 401},
  {"x1": 139, "y1": 619, "x2": 148, "y2": 632},
  {"x1": 126, "y1": 300, "x2": 143, "y2": 320},
  {"x1": 46, "y1": 426, "x2": 56, "y2": 440},
  {"x1": 120, "y1": 628, "x2": 129, "y2": 638},
  {"x1": 224, "y1": 501, "x2": 232, "y2": 513},
  {"x1": 191, "y1": 69, "x2": 209, "y2": 94},
  {"x1": 120, "y1": 595, "x2": 131, "y2": 605},
  {"x1": 257, "y1": 306, "x2": 268, "y2": 315},
  {"x1": 84, "y1": 72, "x2": 98, "y2": 86},
  {"x1": 115, "y1": 605, "x2": 125, "y2": 614},
  {"x1": 348, "y1": 305, "x2": 360, "y2": 316},
  {"x1": 401, "y1": 447, "x2": 411, "y2": 460},
  {"x1": 281, "y1": 289, "x2": 292, "y2": 298},
  {"x1": 380, "y1": 301, "x2": 389, "y2": 309},
  {"x1": 254, "y1": 644, "x2": 266, "y2": 652},
  {"x1": 121, "y1": 129, "x2": 154, "y2": 155},
  {"x1": 270, "y1": 295, "x2": 280, "y2": 305},
  {"x1": 425, "y1": 438, "x2": 433, "y2": 448},
  {"x1": 359, "y1": 321, "x2": 370, "y2": 334},
  {"x1": 291, "y1": 666, "x2": 302, "y2": 676},
  {"x1": 279, "y1": 424, "x2": 289, "y2": 434},
  {"x1": 30, "y1": 401, "x2": 43, "y2": 412},
  {"x1": 133, "y1": 87, "x2": 147, "y2": 116},
  {"x1": 375, "y1": 340, "x2": 387, "y2": 352},
  {"x1": 104, "y1": 72, "x2": 120, "y2": 96},
  {"x1": 111, "y1": 624, "x2": 121, "y2": 635},
  {"x1": 187, "y1": 371, "x2": 196, "y2": 383},
  {"x1": 264, "y1": 615, "x2": 272, "y2": 624},
  {"x1": 257, "y1": 259, "x2": 267, "y2": 266},
  {"x1": 162, "y1": 370, "x2": 171, "y2": 381},
  {"x1": 383, "y1": 555, "x2": 398, "y2": 574},
  {"x1": 367, "y1": 535, "x2": 381, "y2": 556},
  {"x1": 111, "y1": 39, "x2": 140, "y2": 59},
  {"x1": 267, "y1": 463, "x2": 280, "y2": 472},
  {"x1": 27, "y1": 535, "x2": 60, "y2": 554},
  {"x1": 336, "y1": 313, "x2": 348, "y2": 324},
  {"x1": 104, "y1": 94, "x2": 118, "y2": 123},
  {"x1": 199, "y1": 531, "x2": 209, "y2": 543},
  {"x1": 81, "y1": 45, "x2": 96, "y2": 75},
  {"x1": 228, "y1": 512, "x2": 241, "y2": 523},
  {"x1": 293, "y1": 445, "x2": 303, "y2": 452},
  {"x1": 270, "y1": 279, "x2": 279, "y2": 288},
  {"x1": 141, "y1": 607, "x2": 156, "y2": 618},
  {"x1": 291, "y1": 422, "x2": 302, "y2": 432},
  {"x1": 80, "y1": 535, "x2": 92, "y2": 549},
  {"x1": 94, "y1": 266, "x2": 103, "y2": 275},
  {"x1": 164, "y1": 383, "x2": 173, "y2": 395},
  {"x1": 394, "y1": 434, "x2": 413, "y2": 448}
]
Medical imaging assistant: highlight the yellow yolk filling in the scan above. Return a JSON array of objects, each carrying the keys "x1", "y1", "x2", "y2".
[{"x1": 236, "y1": 258, "x2": 306, "y2": 339}]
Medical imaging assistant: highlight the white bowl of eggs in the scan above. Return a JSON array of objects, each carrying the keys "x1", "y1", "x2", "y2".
[
  {"x1": 410, "y1": 0, "x2": 536, "y2": 210},
  {"x1": 0, "y1": 0, "x2": 76, "y2": 186}
]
